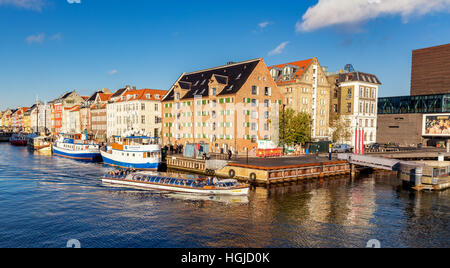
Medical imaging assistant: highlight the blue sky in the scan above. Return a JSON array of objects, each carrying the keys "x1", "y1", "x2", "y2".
[{"x1": 0, "y1": 0, "x2": 449, "y2": 110}]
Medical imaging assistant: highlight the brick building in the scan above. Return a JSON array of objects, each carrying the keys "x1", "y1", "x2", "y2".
[
  {"x1": 161, "y1": 58, "x2": 282, "y2": 154},
  {"x1": 377, "y1": 43, "x2": 450, "y2": 147},
  {"x1": 91, "y1": 92, "x2": 113, "y2": 141},
  {"x1": 268, "y1": 58, "x2": 331, "y2": 140},
  {"x1": 411, "y1": 43, "x2": 450, "y2": 96}
]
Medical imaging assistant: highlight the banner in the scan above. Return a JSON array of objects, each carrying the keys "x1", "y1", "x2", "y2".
[{"x1": 423, "y1": 114, "x2": 450, "y2": 136}]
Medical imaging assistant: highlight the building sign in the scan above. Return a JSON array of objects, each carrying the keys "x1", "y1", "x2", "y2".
[{"x1": 423, "y1": 114, "x2": 450, "y2": 136}]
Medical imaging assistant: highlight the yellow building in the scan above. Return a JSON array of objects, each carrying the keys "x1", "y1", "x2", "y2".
[
  {"x1": 268, "y1": 57, "x2": 332, "y2": 141},
  {"x1": 23, "y1": 109, "x2": 32, "y2": 133}
]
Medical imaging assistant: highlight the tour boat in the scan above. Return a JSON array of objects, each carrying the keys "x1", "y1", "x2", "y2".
[
  {"x1": 9, "y1": 133, "x2": 27, "y2": 146},
  {"x1": 28, "y1": 134, "x2": 52, "y2": 153},
  {"x1": 52, "y1": 133, "x2": 102, "y2": 161},
  {"x1": 101, "y1": 131, "x2": 161, "y2": 170},
  {"x1": 102, "y1": 170, "x2": 250, "y2": 196},
  {"x1": 0, "y1": 131, "x2": 12, "y2": 142}
]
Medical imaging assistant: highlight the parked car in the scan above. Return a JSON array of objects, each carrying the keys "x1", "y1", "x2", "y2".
[
  {"x1": 385, "y1": 142, "x2": 400, "y2": 149},
  {"x1": 368, "y1": 143, "x2": 380, "y2": 150},
  {"x1": 332, "y1": 144, "x2": 352, "y2": 153}
]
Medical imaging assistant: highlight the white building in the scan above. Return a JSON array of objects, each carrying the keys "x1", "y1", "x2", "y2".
[
  {"x1": 328, "y1": 71, "x2": 381, "y2": 146},
  {"x1": 107, "y1": 89, "x2": 166, "y2": 138},
  {"x1": 30, "y1": 103, "x2": 52, "y2": 133}
]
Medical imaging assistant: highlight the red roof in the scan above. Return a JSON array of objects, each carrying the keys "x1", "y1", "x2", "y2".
[
  {"x1": 81, "y1": 96, "x2": 89, "y2": 100},
  {"x1": 115, "y1": 89, "x2": 167, "y2": 103},
  {"x1": 98, "y1": 93, "x2": 113, "y2": 102},
  {"x1": 268, "y1": 58, "x2": 313, "y2": 85}
]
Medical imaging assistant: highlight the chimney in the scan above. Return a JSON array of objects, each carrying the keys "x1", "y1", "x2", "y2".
[
  {"x1": 125, "y1": 85, "x2": 131, "y2": 90},
  {"x1": 132, "y1": 86, "x2": 136, "y2": 91},
  {"x1": 227, "y1": 61, "x2": 235, "y2": 65}
]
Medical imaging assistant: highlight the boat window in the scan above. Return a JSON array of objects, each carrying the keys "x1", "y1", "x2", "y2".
[
  {"x1": 169, "y1": 179, "x2": 176, "y2": 184},
  {"x1": 154, "y1": 177, "x2": 160, "y2": 183}
]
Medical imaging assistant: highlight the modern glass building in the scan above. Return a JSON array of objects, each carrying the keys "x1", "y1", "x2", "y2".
[{"x1": 378, "y1": 93, "x2": 450, "y2": 114}]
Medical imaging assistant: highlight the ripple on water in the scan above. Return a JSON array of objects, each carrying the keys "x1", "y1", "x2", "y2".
[{"x1": 0, "y1": 143, "x2": 449, "y2": 248}]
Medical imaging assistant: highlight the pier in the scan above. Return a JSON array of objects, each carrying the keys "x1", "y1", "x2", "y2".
[
  {"x1": 166, "y1": 155, "x2": 351, "y2": 186},
  {"x1": 339, "y1": 153, "x2": 450, "y2": 191}
]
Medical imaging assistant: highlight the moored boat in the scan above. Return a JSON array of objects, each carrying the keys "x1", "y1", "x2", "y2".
[
  {"x1": 102, "y1": 170, "x2": 250, "y2": 196},
  {"x1": 28, "y1": 134, "x2": 52, "y2": 152},
  {"x1": 0, "y1": 131, "x2": 12, "y2": 142},
  {"x1": 53, "y1": 133, "x2": 101, "y2": 161},
  {"x1": 10, "y1": 133, "x2": 27, "y2": 146},
  {"x1": 101, "y1": 131, "x2": 161, "y2": 170}
]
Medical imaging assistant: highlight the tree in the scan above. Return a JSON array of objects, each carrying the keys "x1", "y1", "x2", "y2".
[
  {"x1": 280, "y1": 107, "x2": 311, "y2": 147},
  {"x1": 330, "y1": 114, "x2": 351, "y2": 144}
]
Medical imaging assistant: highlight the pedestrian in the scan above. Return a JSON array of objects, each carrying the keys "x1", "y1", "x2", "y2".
[{"x1": 227, "y1": 149, "x2": 232, "y2": 160}]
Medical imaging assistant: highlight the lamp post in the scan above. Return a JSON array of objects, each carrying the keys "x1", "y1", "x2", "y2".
[{"x1": 282, "y1": 104, "x2": 286, "y2": 156}]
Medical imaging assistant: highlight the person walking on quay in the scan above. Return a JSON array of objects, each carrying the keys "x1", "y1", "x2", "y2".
[{"x1": 227, "y1": 149, "x2": 232, "y2": 160}]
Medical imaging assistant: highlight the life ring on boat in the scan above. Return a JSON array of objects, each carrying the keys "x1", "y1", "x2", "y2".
[
  {"x1": 249, "y1": 173, "x2": 256, "y2": 182},
  {"x1": 229, "y1": 169, "x2": 235, "y2": 178}
]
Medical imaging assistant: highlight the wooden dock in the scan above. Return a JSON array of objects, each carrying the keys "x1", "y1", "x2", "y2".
[{"x1": 166, "y1": 155, "x2": 351, "y2": 185}]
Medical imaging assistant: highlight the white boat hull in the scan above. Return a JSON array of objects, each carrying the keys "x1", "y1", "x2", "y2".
[{"x1": 102, "y1": 178, "x2": 249, "y2": 196}]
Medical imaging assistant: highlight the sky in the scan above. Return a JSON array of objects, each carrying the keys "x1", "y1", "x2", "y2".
[{"x1": 0, "y1": 0, "x2": 449, "y2": 110}]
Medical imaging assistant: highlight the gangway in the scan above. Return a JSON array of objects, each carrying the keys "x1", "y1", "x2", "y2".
[{"x1": 337, "y1": 153, "x2": 408, "y2": 171}]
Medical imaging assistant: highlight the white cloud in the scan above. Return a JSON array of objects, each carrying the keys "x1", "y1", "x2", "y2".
[
  {"x1": 0, "y1": 0, "x2": 45, "y2": 11},
  {"x1": 258, "y1": 21, "x2": 270, "y2": 29},
  {"x1": 26, "y1": 33, "x2": 45, "y2": 44},
  {"x1": 297, "y1": 0, "x2": 450, "y2": 32},
  {"x1": 67, "y1": 0, "x2": 81, "y2": 3},
  {"x1": 268, "y1": 41, "x2": 289, "y2": 56},
  {"x1": 108, "y1": 70, "x2": 118, "y2": 75}
]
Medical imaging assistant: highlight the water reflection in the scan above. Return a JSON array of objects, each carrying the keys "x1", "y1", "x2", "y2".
[{"x1": 0, "y1": 143, "x2": 448, "y2": 248}]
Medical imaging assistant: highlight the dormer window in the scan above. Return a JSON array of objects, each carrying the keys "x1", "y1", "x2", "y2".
[
  {"x1": 176, "y1": 92, "x2": 180, "y2": 100},
  {"x1": 211, "y1": 88, "x2": 217, "y2": 96},
  {"x1": 270, "y1": 69, "x2": 278, "y2": 78},
  {"x1": 155, "y1": 94, "x2": 160, "y2": 99},
  {"x1": 146, "y1": 94, "x2": 151, "y2": 99}
]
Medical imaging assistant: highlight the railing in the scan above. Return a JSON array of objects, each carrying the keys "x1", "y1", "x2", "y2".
[{"x1": 268, "y1": 162, "x2": 349, "y2": 180}]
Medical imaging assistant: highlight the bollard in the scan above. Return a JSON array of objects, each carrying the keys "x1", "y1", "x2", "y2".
[{"x1": 415, "y1": 167, "x2": 423, "y2": 187}]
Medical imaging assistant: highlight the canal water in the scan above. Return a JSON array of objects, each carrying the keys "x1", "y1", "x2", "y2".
[{"x1": 0, "y1": 143, "x2": 448, "y2": 248}]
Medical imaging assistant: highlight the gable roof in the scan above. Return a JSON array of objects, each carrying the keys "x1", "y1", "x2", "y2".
[
  {"x1": 268, "y1": 59, "x2": 313, "y2": 85},
  {"x1": 111, "y1": 88, "x2": 128, "y2": 99},
  {"x1": 97, "y1": 93, "x2": 113, "y2": 102},
  {"x1": 115, "y1": 89, "x2": 167, "y2": 103},
  {"x1": 163, "y1": 58, "x2": 261, "y2": 101}
]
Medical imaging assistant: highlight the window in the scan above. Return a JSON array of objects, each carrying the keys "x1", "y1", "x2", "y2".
[
  {"x1": 212, "y1": 88, "x2": 217, "y2": 96},
  {"x1": 252, "y1": 86, "x2": 258, "y2": 95},
  {"x1": 347, "y1": 88, "x2": 352, "y2": 99},
  {"x1": 333, "y1": 104, "x2": 338, "y2": 113},
  {"x1": 155, "y1": 104, "x2": 159, "y2": 111},
  {"x1": 176, "y1": 93, "x2": 180, "y2": 100},
  {"x1": 264, "y1": 87, "x2": 271, "y2": 96},
  {"x1": 347, "y1": 103, "x2": 352, "y2": 113},
  {"x1": 141, "y1": 103, "x2": 145, "y2": 111}
]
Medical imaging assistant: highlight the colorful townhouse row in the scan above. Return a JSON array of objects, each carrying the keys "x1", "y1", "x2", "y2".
[{"x1": 0, "y1": 57, "x2": 381, "y2": 153}]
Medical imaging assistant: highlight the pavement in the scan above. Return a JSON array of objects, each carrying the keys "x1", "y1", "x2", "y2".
[{"x1": 230, "y1": 155, "x2": 337, "y2": 167}]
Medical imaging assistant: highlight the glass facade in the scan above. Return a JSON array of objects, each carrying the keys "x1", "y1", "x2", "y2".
[{"x1": 378, "y1": 93, "x2": 450, "y2": 114}]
